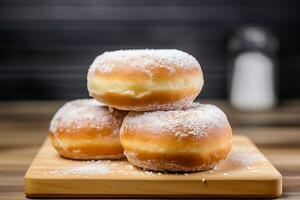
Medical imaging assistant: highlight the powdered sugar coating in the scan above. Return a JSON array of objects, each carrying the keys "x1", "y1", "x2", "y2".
[
  {"x1": 88, "y1": 49, "x2": 201, "y2": 75},
  {"x1": 228, "y1": 148, "x2": 266, "y2": 166},
  {"x1": 49, "y1": 99, "x2": 126, "y2": 135},
  {"x1": 121, "y1": 103, "x2": 229, "y2": 138},
  {"x1": 125, "y1": 151, "x2": 216, "y2": 172},
  {"x1": 99, "y1": 94, "x2": 195, "y2": 112},
  {"x1": 49, "y1": 161, "x2": 111, "y2": 176}
]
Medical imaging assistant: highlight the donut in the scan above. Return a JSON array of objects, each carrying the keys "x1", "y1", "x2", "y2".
[
  {"x1": 87, "y1": 49, "x2": 204, "y2": 111},
  {"x1": 120, "y1": 103, "x2": 232, "y2": 172},
  {"x1": 49, "y1": 99, "x2": 127, "y2": 160}
]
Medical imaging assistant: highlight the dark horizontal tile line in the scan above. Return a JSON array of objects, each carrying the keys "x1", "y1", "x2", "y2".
[
  {"x1": 0, "y1": 85, "x2": 87, "y2": 88},
  {"x1": 0, "y1": 35, "x2": 224, "y2": 38},
  {"x1": 0, "y1": 43, "x2": 224, "y2": 48},
  {"x1": 0, "y1": 87, "x2": 88, "y2": 91},
  {"x1": 0, "y1": 27, "x2": 291, "y2": 34},
  {"x1": 0, "y1": 32, "x2": 226, "y2": 39},
  {"x1": 0, "y1": 29, "x2": 285, "y2": 37},
  {"x1": 0, "y1": 19, "x2": 291, "y2": 30},
  {"x1": 0, "y1": 26, "x2": 229, "y2": 30},
  {"x1": 0, "y1": 49, "x2": 224, "y2": 53},
  {"x1": 2, "y1": 20, "x2": 297, "y2": 29},
  {"x1": 0, "y1": 43, "x2": 226, "y2": 49},
  {"x1": 0, "y1": 69, "x2": 88, "y2": 73},
  {"x1": 0, "y1": 82, "x2": 87, "y2": 87},
  {"x1": 0, "y1": 7, "x2": 292, "y2": 20},
  {"x1": 0, "y1": 96, "x2": 77, "y2": 99},
  {"x1": 0, "y1": 72, "x2": 88, "y2": 76},
  {"x1": 0, "y1": 87, "x2": 89, "y2": 91},
  {"x1": 0, "y1": 93, "x2": 89, "y2": 98},
  {"x1": 0, "y1": 30, "x2": 228, "y2": 36},
  {"x1": 0, "y1": 38, "x2": 226, "y2": 44},
  {"x1": 0, "y1": 66, "x2": 88, "y2": 71},
  {"x1": 0, "y1": 74, "x2": 85, "y2": 79},
  {"x1": 0, "y1": 0, "x2": 295, "y2": 7},
  {"x1": 0, "y1": 46, "x2": 226, "y2": 52},
  {"x1": 0, "y1": 28, "x2": 228, "y2": 33},
  {"x1": 0, "y1": 19, "x2": 232, "y2": 26},
  {"x1": 0, "y1": 36, "x2": 210, "y2": 44},
  {"x1": 0, "y1": 5, "x2": 294, "y2": 9}
]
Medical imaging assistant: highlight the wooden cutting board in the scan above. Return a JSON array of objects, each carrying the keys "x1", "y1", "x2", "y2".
[{"x1": 25, "y1": 135, "x2": 282, "y2": 198}]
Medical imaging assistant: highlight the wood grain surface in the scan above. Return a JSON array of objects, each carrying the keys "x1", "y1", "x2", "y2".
[
  {"x1": 0, "y1": 100, "x2": 300, "y2": 199},
  {"x1": 24, "y1": 136, "x2": 282, "y2": 198}
]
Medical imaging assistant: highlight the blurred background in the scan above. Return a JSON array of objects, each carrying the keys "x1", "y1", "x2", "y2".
[
  {"x1": 0, "y1": 0, "x2": 299, "y2": 101},
  {"x1": 1, "y1": 1, "x2": 300, "y2": 198}
]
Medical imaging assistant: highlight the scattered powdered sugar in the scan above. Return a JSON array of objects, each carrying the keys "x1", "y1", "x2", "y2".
[
  {"x1": 49, "y1": 161, "x2": 111, "y2": 176},
  {"x1": 46, "y1": 160, "x2": 169, "y2": 177},
  {"x1": 228, "y1": 148, "x2": 266, "y2": 166},
  {"x1": 208, "y1": 147, "x2": 269, "y2": 174},
  {"x1": 144, "y1": 171, "x2": 153, "y2": 176},
  {"x1": 115, "y1": 95, "x2": 195, "y2": 112},
  {"x1": 125, "y1": 151, "x2": 217, "y2": 172},
  {"x1": 122, "y1": 103, "x2": 229, "y2": 138},
  {"x1": 49, "y1": 99, "x2": 126, "y2": 134},
  {"x1": 88, "y1": 49, "x2": 201, "y2": 75}
]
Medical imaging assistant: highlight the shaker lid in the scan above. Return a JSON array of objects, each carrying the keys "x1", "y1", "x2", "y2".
[{"x1": 229, "y1": 26, "x2": 279, "y2": 52}]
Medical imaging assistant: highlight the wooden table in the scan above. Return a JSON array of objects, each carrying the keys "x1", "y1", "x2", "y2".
[{"x1": 0, "y1": 100, "x2": 299, "y2": 199}]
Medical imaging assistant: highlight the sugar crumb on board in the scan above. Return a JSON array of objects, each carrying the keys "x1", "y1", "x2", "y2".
[
  {"x1": 47, "y1": 161, "x2": 111, "y2": 176},
  {"x1": 45, "y1": 145, "x2": 268, "y2": 178}
]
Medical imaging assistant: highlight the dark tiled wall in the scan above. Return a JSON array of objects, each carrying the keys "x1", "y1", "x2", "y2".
[{"x1": 0, "y1": 0, "x2": 299, "y2": 100}]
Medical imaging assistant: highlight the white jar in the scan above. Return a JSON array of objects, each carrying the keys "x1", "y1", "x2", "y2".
[
  {"x1": 230, "y1": 52, "x2": 276, "y2": 111},
  {"x1": 228, "y1": 27, "x2": 278, "y2": 111}
]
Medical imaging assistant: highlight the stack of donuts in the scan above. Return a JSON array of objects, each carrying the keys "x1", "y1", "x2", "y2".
[{"x1": 49, "y1": 49, "x2": 232, "y2": 172}]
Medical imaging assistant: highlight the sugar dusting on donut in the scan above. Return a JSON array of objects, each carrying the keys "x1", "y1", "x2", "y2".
[
  {"x1": 125, "y1": 151, "x2": 216, "y2": 172},
  {"x1": 89, "y1": 49, "x2": 201, "y2": 74},
  {"x1": 49, "y1": 99, "x2": 125, "y2": 134},
  {"x1": 122, "y1": 103, "x2": 229, "y2": 138},
  {"x1": 114, "y1": 95, "x2": 194, "y2": 112}
]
